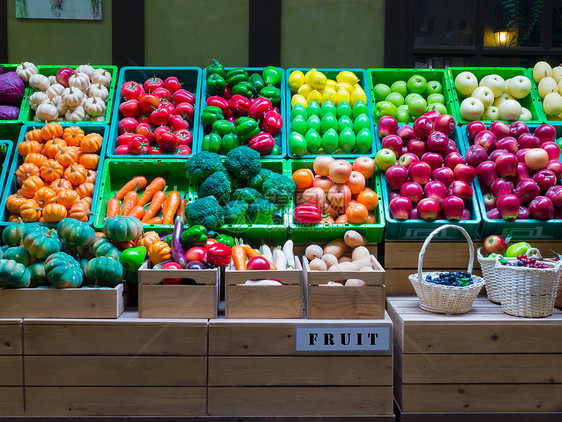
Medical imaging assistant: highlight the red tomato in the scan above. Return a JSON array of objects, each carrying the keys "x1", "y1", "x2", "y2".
[
  {"x1": 135, "y1": 123, "x2": 154, "y2": 142},
  {"x1": 152, "y1": 87, "x2": 172, "y2": 102},
  {"x1": 144, "y1": 77, "x2": 164, "y2": 93},
  {"x1": 174, "y1": 145, "x2": 191, "y2": 155},
  {"x1": 154, "y1": 125, "x2": 171, "y2": 139},
  {"x1": 120, "y1": 81, "x2": 144, "y2": 101},
  {"x1": 155, "y1": 131, "x2": 178, "y2": 150},
  {"x1": 161, "y1": 262, "x2": 182, "y2": 284},
  {"x1": 172, "y1": 89, "x2": 195, "y2": 106},
  {"x1": 147, "y1": 146, "x2": 164, "y2": 155},
  {"x1": 118, "y1": 99, "x2": 139, "y2": 117},
  {"x1": 185, "y1": 246, "x2": 207, "y2": 262},
  {"x1": 169, "y1": 114, "x2": 189, "y2": 132},
  {"x1": 138, "y1": 93, "x2": 161, "y2": 113},
  {"x1": 128, "y1": 135, "x2": 149, "y2": 155},
  {"x1": 174, "y1": 102, "x2": 195, "y2": 122},
  {"x1": 118, "y1": 117, "x2": 138, "y2": 135},
  {"x1": 164, "y1": 76, "x2": 182, "y2": 94},
  {"x1": 150, "y1": 106, "x2": 172, "y2": 126},
  {"x1": 137, "y1": 113, "x2": 152, "y2": 125},
  {"x1": 159, "y1": 100, "x2": 175, "y2": 114},
  {"x1": 114, "y1": 144, "x2": 130, "y2": 155},
  {"x1": 175, "y1": 129, "x2": 192, "y2": 147},
  {"x1": 116, "y1": 133, "x2": 135, "y2": 146}
]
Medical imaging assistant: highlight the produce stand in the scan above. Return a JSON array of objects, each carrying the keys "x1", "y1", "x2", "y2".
[{"x1": 0, "y1": 319, "x2": 23, "y2": 416}]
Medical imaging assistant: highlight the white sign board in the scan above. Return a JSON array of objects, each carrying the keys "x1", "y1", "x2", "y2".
[{"x1": 295, "y1": 326, "x2": 391, "y2": 352}]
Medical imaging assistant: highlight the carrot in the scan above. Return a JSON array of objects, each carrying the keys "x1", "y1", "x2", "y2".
[
  {"x1": 105, "y1": 195, "x2": 120, "y2": 218},
  {"x1": 128, "y1": 205, "x2": 146, "y2": 220},
  {"x1": 176, "y1": 198, "x2": 187, "y2": 218},
  {"x1": 145, "y1": 217, "x2": 163, "y2": 225},
  {"x1": 120, "y1": 191, "x2": 139, "y2": 216},
  {"x1": 232, "y1": 245, "x2": 247, "y2": 270},
  {"x1": 243, "y1": 245, "x2": 278, "y2": 270},
  {"x1": 115, "y1": 176, "x2": 147, "y2": 200},
  {"x1": 139, "y1": 177, "x2": 166, "y2": 206},
  {"x1": 141, "y1": 191, "x2": 166, "y2": 222},
  {"x1": 163, "y1": 191, "x2": 180, "y2": 224}
]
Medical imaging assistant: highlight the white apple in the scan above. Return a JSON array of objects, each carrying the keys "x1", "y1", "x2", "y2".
[
  {"x1": 483, "y1": 106, "x2": 499, "y2": 120},
  {"x1": 543, "y1": 92, "x2": 562, "y2": 117},
  {"x1": 455, "y1": 71, "x2": 478, "y2": 96},
  {"x1": 538, "y1": 77, "x2": 558, "y2": 99},
  {"x1": 494, "y1": 92, "x2": 514, "y2": 107},
  {"x1": 480, "y1": 74, "x2": 505, "y2": 98},
  {"x1": 558, "y1": 79, "x2": 562, "y2": 95},
  {"x1": 498, "y1": 99, "x2": 522, "y2": 121},
  {"x1": 507, "y1": 76, "x2": 532, "y2": 99},
  {"x1": 533, "y1": 61, "x2": 553, "y2": 83},
  {"x1": 552, "y1": 66, "x2": 562, "y2": 83},
  {"x1": 460, "y1": 97, "x2": 484, "y2": 121},
  {"x1": 471, "y1": 86, "x2": 494, "y2": 107},
  {"x1": 520, "y1": 107, "x2": 532, "y2": 121},
  {"x1": 504, "y1": 78, "x2": 511, "y2": 94}
]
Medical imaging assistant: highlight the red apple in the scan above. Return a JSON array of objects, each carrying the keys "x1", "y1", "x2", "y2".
[
  {"x1": 517, "y1": 132, "x2": 540, "y2": 149},
  {"x1": 534, "y1": 124, "x2": 557, "y2": 144},
  {"x1": 487, "y1": 208, "x2": 501, "y2": 219},
  {"x1": 453, "y1": 164, "x2": 476, "y2": 185},
  {"x1": 529, "y1": 196, "x2": 555, "y2": 220},
  {"x1": 417, "y1": 198, "x2": 440, "y2": 221},
  {"x1": 474, "y1": 130, "x2": 497, "y2": 153},
  {"x1": 413, "y1": 116, "x2": 434, "y2": 139},
  {"x1": 510, "y1": 121, "x2": 529, "y2": 139},
  {"x1": 422, "y1": 110, "x2": 441, "y2": 121},
  {"x1": 497, "y1": 194, "x2": 520, "y2": 220},
  {"x1": 483, "y1": 193, "x2": 496, "y2": 211},
  {"x1": 489, "y1": 149, "x2": 509, "y2": 163},
  {"x1": 377, "y1": 116, "x2": 399, "y2": 138},
  {"x1": 461, "y1": 209, "x2": 472, "y2": 220},
  {"x1": 448, "y1": 180, "x2": 474, "y2": 202},
  {"x1": 432, "y1": 167, "x2": 454, "y2": 187},
  {"x1": 546, "y1": 160, "x2": 562, "y2": 181},
  {"x1": 407, "y1": 139, "x2": 427, "y2": 158},
  {"x1": 516, "y1": 148, "x2": 529, "y2": 163},
  {"x1": 483, "y1": 235, "x2": 508, "y2": 255},
  {"x1": 541, "y1": 142, "x2": 561, "y2": 160},
  {"x1": 382, "y1": 135, "x2": 403, "y2": 158},
  {"x1": 496, "y1": 136, "x2": 518, "y2": 154},
  {"x1": 329, "y1": 160, "x2": 353, "y2": 184},
  {"x1": 312, "y1": 176, "x2": 334, "y2": 193},
  {"x1": 441, "y1": 196, "x2": 464, "y2": 221},
  {"x1": 546, "y1": 185, "x2": 562, "y2": 209},
  {"x1": 466, "y1": 121, "x2": 487, "y2": 141},
  {"x1": 400, "y1": 182, "x2": 424, "y2": 204},
  {"x1": 533, "y1": 169, "x2": 557, "y2": 194},
  {"x1": 444, "y1": 152, "x2": 466, "y2": 170},
  {"x1": 489, "y1": 121, "x2": 511, "y2": 140},
  {"x1": 515, "y1": 163, "x2": 530, "y2": 186},
  {"x1": 445, "y1": 140, "x2": 459, "y2": 155},
  {"x1": 389, "y1": 191, "x2": 400, "y2": 201},
  {"x1": 426, "y1": 131, "x2": 449, "y2": 155},
  {"x1": 514, "y1": 178, "x2": 540, "y2": 204},
  {"x1": 465, "y1": 144, "x2": 488, "y2": 167},
  {"x1": 408, "y1": 162, "x2": 432, "y2": 185},
  {"x1": 476, "y1": 161, "x2": 499, "y2": 186},
  {"x1": 495, "y1": 153, "x2": 518, "y2": 178},
  {"x1": 421, "y1": 152, "x2": 444, "y2": 171},
  {"x1": 397, "y1": 124, "x2": 415, "y2": 143},
  {"x1": 401, "y1": 146, "x2": 409, "y2": 156},
  {"x1": 434, "y1": 114, "x2": 456, "y2": 135},
  {"x1": 410, "y1": 208, "x2": 420, "y2": 219},
  {"x1": 398, "y1": 153, "x2": 419, "y2": 168},
  {"x1": 385, "y1": 165, "x2": 409, "y2": 190},
  {"x1": 424, "y1": 181, "x2": 448, "y2": 203},
  {"x1": 490, "y1": 178, "x2": 514, "y2": 198},
  {"x1": 389, "y1": 196, "x2": 412, "y2": 220}
]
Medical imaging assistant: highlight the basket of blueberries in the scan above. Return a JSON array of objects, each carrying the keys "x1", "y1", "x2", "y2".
[{"x1": 408, "y1": 224, "x2": 485, "y2": 314}]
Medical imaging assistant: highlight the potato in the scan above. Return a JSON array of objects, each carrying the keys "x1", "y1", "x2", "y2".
[
  {"x1": 321, "y1": 253, "x2": 338, "y2": 269},
  {"x1": 329, "y1": 262, "x2": 357, "y2": 271},
  {"x1": 309, "y1": 258, "x2": 327, "y2": 271},
  {"x1": 323, "y1": 238, "x2": 347, "y2": 258},
  {"x1": 351, "y1": 246, "x2": 371, "y2": 262},
  {"x1": 345, "y1": 279, "x2": 366, "y2": 286},
  {"x1": 352, "y1": 259, "x2": 371, "y2": 270},
  {"x1": 338, "y1": 256, "x2": 352, "y2": 263},
  {"x1": 305, "y1": 245, "x2": 323, "y2": 261},
  {"x1": 344, "y1": 230, "x2": 367, "y2": 248},
  {"x1": 360, "y1": 266, "x2": 375, "y2": 272}
]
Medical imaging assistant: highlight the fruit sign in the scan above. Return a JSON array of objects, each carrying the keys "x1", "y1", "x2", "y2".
[{"x1": 295, "y1": 326, "x2": 391, "y2": 352}]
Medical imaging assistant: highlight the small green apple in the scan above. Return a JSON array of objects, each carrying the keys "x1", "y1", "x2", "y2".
[
  {"x1": 427, "y1": 93, "x2": 445, "y2": 104},
  {"x1": 426, "y1": 102, "x2": 447, "y2": 114},
  {"x1": 505, "y1": 242, "x2": 532, "y2": 257},
  {"x1": 405, "y1": 93, "x2": 423, "y2": 105},
  {"x1": 408, "y1": 96, "x2": 427, "y2": 117},
  {"x1": 396, "y1": 106, "x2": 411, "y2": 122},
  {"x1": 374, "y1": 148, "x2": 397, "y2": 171},
  {"x1": 407, "y1": 74, "x2": 427, "y2": 94},
  {"x1": 391, "y1": 80, "x2": 408, "y2": 97},
  {"x1": 374, "y1": 100, "x2": 398, "y2": 121},
  {"x1": 426, "y1": 80, "x2": 443, "y2": 95},
  {"x1": 373, "y1": 83, "x2": 391, "y2": 102},
  {"x1": 385, "y1": 92, "x2": 405, "y2": 107}
]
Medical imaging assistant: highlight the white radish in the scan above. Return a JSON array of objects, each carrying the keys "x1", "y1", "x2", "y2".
[
  {"x1": 261, "y1": 245, "x2": 273, "y2": 262},
  {"x1": 283, "y1": 240, "x2": 295, "y2": 269},
  {"x1": 245, "y1": 280, "x2": 282, "y2": 286},
  {"x1": 273, "y1": 247, "x2": 287, "y2": 269}
]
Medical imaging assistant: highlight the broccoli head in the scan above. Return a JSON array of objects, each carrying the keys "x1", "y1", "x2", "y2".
[
  {"x1": 262, "y1": 173, "x2": 296, "y2": 205},
  {"x1": 246, "y1": 198, "x2": 279, "y2": 225},
  {"x1": 223, "y1": 200, "x2": 249, "y2": 225},
  {"x1": 247, "y1": 168, "x2": 273, "y2": 190},
  {"x1": 224, "y1": 169, "x2": 245, "y2": 190},
  {"x1": 185, "y1": 151, "x2": 224, "y2": 182},
  {"x1": 184, "y1": 196, "x2": 224, "y2": 231},
  {"x1": 232, "y1": 187, "x2": 263, "y2": 203},
  {"x1": 224, "y1": 146, "x2": 261, "y2": 180},
  {"x1": 199, "y1": 171, "x2": 231, "y2": 204}
]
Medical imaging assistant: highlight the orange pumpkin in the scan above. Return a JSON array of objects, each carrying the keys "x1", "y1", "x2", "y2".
[
  {"x1": 55, "y1": 146, "x2": 78, "y2": 168},
  {"x1": 76, "y1": 182, "x2": 95, "y2": 198},
  {"x1": 17, "y1": 140, "x2": 42, "y2": 156},
  {"x1": 19, "y1": 199, "x2": 42, "y2": 222},
  {"x1": 62, "y1": 126, "x2": 84, "y2": 146},
  {"x1": 20, "y1": 176, "x2": 45, "y2": 198},
  {"x1": 80, "y1": 133, "x2": 103, "y2": 153},
  {"x1": 39, "y1": 159, "x2": 64, "y2": 182},
  {"x1": 148, "y1": 241, "x2": 172, "y2": 264},
  {"x1": 41, "y1": 122, "x2": 63, "y2": 141},
  {"x1": 64, "y1": 164, "x2": 88, "y2": 186},
  {"x1": 6, "y1": 192, "x2": 27, "y2": 214},
  {"x1": 79, "y1": 153, "x2": 99, "y2": 170},
  {"x1": 80, "y1": 196, "x2": 93, "y2": 208},
  {"x1": 7, "y1": 214, "x2": 20, "y2": 223},
  {"x1": 33, "y1": 187, "x2": 57, "y2": 208},
  {"x1": 24, "y1": 153, "x2": 48, "y2": 168},
  {"x1": 85, "y1": 170, "x2": 97, "y2": 184},
  {"x1": 56, "y1": 189, "x2": 80, "y2": 209},
  {"x1": 136, "y1": 231, "x2": 161, "y2": 251},
  {"x1": 43, "y1": 138, "x2": 67, "y2": 159},
  {"x1": 49, "y1": 179, "x2": 73, "y2": 194},
  {"x1": 43, "y1": 203, "x2": 68, "y2": 223},
  {"x1": 15, "y1": 163, "x2": 40, "y2": 186},
  {"x1": 68, "y1": 201, "x2": 92, "y2": 222},
  {"x1": 25, "y1": 128, "x2": 44, "y2": 143}
]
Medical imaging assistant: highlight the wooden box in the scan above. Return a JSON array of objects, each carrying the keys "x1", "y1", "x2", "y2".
[
  {"x1": 388, "y1": 296, "x2": 562, "y2": 419},
  {"x1": 0, "y1": 285, "x2": 125, "y2": 319},
  {"x1": 138, "y1": 261, "x2": 218, "y2": 319},
  {"x1": 0, "y1": 319, "x2": 23, "y2": 416},
  {"x1": 225, "y1": 258, "x2": 304, "y2": 319}
]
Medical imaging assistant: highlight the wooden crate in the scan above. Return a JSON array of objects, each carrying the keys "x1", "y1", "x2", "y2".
[
  {"x1": 208, "y1": 317, "x2": 394, "y2": 417},
  {"x1": 0, "y1": 284, "x2": 125, "y2": 318},
  {"x1": 138, "y1": 261, "x2": 218, "y2": 319},
  {"x1": 0, "y1": 319, "x2": 23, "y2": 416},
  {"x1": 225, "y1": 258, "x2": 304, "y2": 319},
  {"x1": 388, "y1": 296, "x2": 562, "y2": 417}
]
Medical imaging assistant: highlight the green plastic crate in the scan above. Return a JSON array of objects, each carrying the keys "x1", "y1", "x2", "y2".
[
  {"x1": 0, "y1": 123, "x2": 109, "y2": 227},
  {"x1": 190, "y1": 159, "x2": 290, "y2": 245},
  {"x1": 376, "y1": 126, "x2": 482, "y2": 240},
  {"x1": 196, "y1": 66, "x2": 286, "y2": 158},
  {"x1": 527, "y1": 67, "x2": 555, "y2": 124},
  {"x1": 23, "y1": 65, "x2": 118, "y2": 126},
  {"x1": 284, "y1": 68, "x2": 376, "y2": 159},
  {"x1": 288, "y1": 159, "x2": 385, "y2": 243},
  {"x1": 0, "y1": 64, "x2": 29, "y2": 141},
  {"x1": 93, "y1": 159, "x2": 191, "y2": 233},
  {"x1": 107, "y1": 66, "x2": 202, "y2": 159},
  {"x1": 447, "y1": 67, "x2": 544, "y2": 125},
  {"x1": 0, "y1": 140, "x2": 15, "y2": 200},
  {"x1": 458, "y1": 124, "x2": 562, "y2": 240},
  {"x1": 367, "y1": 68, "x2": 458, "y2": 122}
]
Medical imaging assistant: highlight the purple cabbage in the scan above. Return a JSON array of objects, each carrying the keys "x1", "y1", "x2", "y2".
[
  {"x1": 0, "y1": 66, "x2": 3, "y2": 75},
  {"x1": 0, "y1": 105, "x2": 19, "y2": 120},
  {"x1": 0, "y1": 72, "x2": 25, "y2": 106}
]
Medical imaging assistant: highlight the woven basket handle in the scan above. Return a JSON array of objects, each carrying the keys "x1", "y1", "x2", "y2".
[{"x1": 417, "y1": 224, "x2": 474, "y2": 283}]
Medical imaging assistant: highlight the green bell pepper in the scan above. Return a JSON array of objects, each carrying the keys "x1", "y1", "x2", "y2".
[
  {"x1": 231, "y1": 81, "x2": 255, "y2": 98},
  {"x1": 263, "y1": 66, "x2": 283, "y2": 86},
  {"x1": 215, "y1": 234, "x2": 234, "y2": 248},
  {"x1": 235, "y1": 116, "x2": 260, "y2": 143},
  {"x1": 201, "y1": 133, "x2": 222, "y2": 154},
  {"x1": 249, "y1": 73, "x2": 265, "y2": 92},
  {"x1": 226, "y1": 68, "x2": 249, "y2": 86},
  {"x1": 181, "y1": 225, "x2": 208, "y2": 247},
  {"x1": 271, "y1": 144, "x2": 281, "y2": 155},
  {"x1": 221, "y1": 133, "x2": 239, "y2": 154},
  {"x1": 259, "y1": 86, "x2": 281, "y2": 105},
  {"x1": 119, "y1": 246, "x2": 147, "y2": 284},
  {"x1": 207, "y1": 73, "x2": 226, "y2": 96},
  {"x1": 207, "y1": 59, "x2": 225, "y2": 78},
  {"x1": 212, "y1": 119, "x2": 236, "y2": 136},
  {"x1": 201, "y1": 106, "x2": 224, "y2": 125}
]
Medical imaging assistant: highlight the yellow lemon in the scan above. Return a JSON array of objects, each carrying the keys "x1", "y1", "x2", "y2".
[
  {"x1": 309, "y1": 71, "x2": 328, "y2": 90},
  {"x1": 350, "y1": 86, "x2": 367, "y2": 106},
  {"x1": 291, "y1": 94, "x2": 308, "y2": 108},
  {"x1": 297, "y1": 83, "x2": 313, "y2": 98},
  {"x1": 304, "y1": 68, "x2": 317, "y2": 84},
  {"x1": 336, "y1": 81, "x2": 354, "y2": 94},
  {"x1": 288, "y1": 70, "x2": 305, "y2": 93},
  {"x1": 321, "y1": 87, "x2": 338, "y2": 104},
  {"x1": 307, "y1": 89, "x2": 322, "y2": 104},
  {"x1": 335, "y1": 87, "x2": 351, "y2": 106},
  {"x1": 337, "y1": 71, "x2": 359, "y2": 86},
  {"x1": 325, "y1": 79, "x2": 337, "y2": 90}
]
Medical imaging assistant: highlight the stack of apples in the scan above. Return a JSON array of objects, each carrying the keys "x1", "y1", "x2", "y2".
[
  {"x1": 532, "y1": 61, "x2": 562, "y2": 119},
  {"x1": 464, "y1": 121, "x2": 562, "y2": 220},
  {"x1": 375, "y1": 113, "x2": 476, "y2": 221}
]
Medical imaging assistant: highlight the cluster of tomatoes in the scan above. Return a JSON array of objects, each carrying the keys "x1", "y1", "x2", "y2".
[{"x1": 115, "y1": 76, "x2": 196, "y2": 155}]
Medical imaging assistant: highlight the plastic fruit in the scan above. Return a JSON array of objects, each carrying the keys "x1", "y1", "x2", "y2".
[
  {"x1": 352, "y1": 156, "x2": 375, "y2": 179},
  {"x1": 357, "y1": 189, "x2": 379, "y2": 211},
  {"x1": 525, "y1": 148, "x2": 549, "y2": 170},
  {"x1": 483, "y1": 235, "x2": 508, "y2": 255},
  {"x1": 441, "y1": 196, "x2": 465, "y2": 221},
  {"x1": 312, "y1": 176, "x2": 333, "y2": 193},
  {"x1": 417, "y1": 198, "x2": 440, "y2": 221},
  {"x1": 292, "y1": 168, "x2": 314, "y2": 190},
  {"x1": 400, "y1": 182, "x2": 423, "y2": 204},
  {"x1": 327, "y1": 184, "x2": 351, "y2": 208},
  {"x1": 385, "y1": 165, "x2": 408, "y2": 190},
  {"x1": 480, "y1": 74, "x2": 505, "y2": 98},
  {"x1": 460, "y1": 97, "x2": 484, "y2": 121},
  {"x1": 507, "y1": 76, "x2": 532, "y2": 99},
  {"x1": 455, "y1": 71, "x2": 478, "y2": 96},
  {"x1": 533, "y1": 61, "x2": 553, "y2": 83},
  {"x1": 329, "y1": 160, "x2": 353, "y2": 184},
  {"x1": 389, "y1": 196, "x2": 412, "y2": 220},
  {"x1": 346, "y1": 203, "x2": 368, "y2": 224},
  {"x1": 497, "y1": 194, "x2": 520, "y2": 220},
  {"x1": 346, "y1": 171, "x2": 366, "y2": 194},
  {"x1": 471, "y1": 86, "x2": 494, "y2": 107},
  {"x1": 529, "y1": 196, "x2": 554, "y2": 220},
  {"x1": 313, "y1": 156, "x2": 334, "y2": 176},
  {"x1": 374, "y1": 148, "x2": 396, "y2": 171}
]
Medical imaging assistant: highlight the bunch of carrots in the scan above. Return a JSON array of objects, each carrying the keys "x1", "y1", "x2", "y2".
[{"x1": 105, "y1": 175, "x2": 187, "y2": 225}]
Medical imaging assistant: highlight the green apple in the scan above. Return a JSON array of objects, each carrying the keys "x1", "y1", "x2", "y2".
[
  {"x1": 405, "y1": 93, "x2": 423, "y2": 105},
  {"x1": 373, "y1": 83, "x2": 391, "y2": 102},
  {"x1": 374, "y1": 101, "x2": 398, "y2": 121},
  {"x1": 426, "y1": 102, "x2": 447, "y2": 114},
  {"x1": 374, "y1": 148, "x2": 397, "y2": 171},
  {"x1": 505, "y1": 242, "x2": 532, "y2": 258},
  {"x1": 407, "y1": 74, "x2": 427, "y2": 94},
  {"x1": 426, "y1": 80, "x2": 443, "y2": 95},
  {"x1": 396, "y1": 105, "x2": 411, "y2": 122},
  {"x1": 391, "y1": 80, "x2": 408, "y2": 97},
  {"x1": 427, "y1": 93, "x2": 445, "y2": 104},
  {"x1": 385, "y1": 92, "x2": 405, "y2": 107},
  {"x1": 408, "y1": 96, "x2": 427, "y2": 117}
]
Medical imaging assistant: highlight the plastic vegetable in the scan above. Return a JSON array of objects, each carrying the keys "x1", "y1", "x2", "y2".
[
  {"x1": 262, "y1": 110, "x2": 283, "y2": 135},
  {"x1": 28, "y1": 262, "x2": 47, "y2": 288},
  {"x1": 171, "y1": 217, "x2": 188, "y2": 268},
  {"x1": 229, "y1": 95, "x2": 251, "y2": 115},
  {"x1": 226, "y1": 68, "x2": 248, "y2": 86},
  {"x1": 259, "y1": 86, "x2": 281, "y2": 105},
  {"x1": 69, "y1": 72, "x2": 90, "y2": 91},
  {"x1": 16, "y1": 62, "x2": 37, "y2": 83},
  {"x1": 92, "y1": 236, "x2": 121, "y2": 260},
  {"x1": 104, "y1": 216, "x2": 143, "y2": 242},
  {"x1": 293, "y1": 204, "x2": 322, "y2": 225},
  {"x1": 201, "y1": 133, "x2": 222, "y2": 154},
  {"x1": 249, "y1": 73, "x2": 265, "y2": 92},
  {"x1": 249, "y1": 132, "x2": 275, "y2": 155},
  {"x1": 206, "y1": 242, "x2": 232, "y2": 267},
  {"x1": 262, "y1": 66, "x2": 283, "y2": 86},
  {"x1": 3, "y1": 246, "x2": 32, "y2": 266},
  {"x1": 247, "y1": 256, "x2": 270, "y2": 270},
  {"x1": 36, "y1": 103, "x2": 58, "y2": 121},
  {"x1": 23, "y1": 228, "x2": 62, "y2": 260},
  {"x1": 206, "y1": 95, "x2": 229, "y2": 113},
  {"x1": 148, "y1": 241, "x2": 172, "y2": 265},
  {"x1": 207, "y1": 73, "x2": 226, "y2": 96},
  {"x1": 181, "y1": 225, "x2": 208, "y2": 246},
  {"x1": 207, "y1": 59, "x2": 225, "y2": 78},
  {"x1": 0, "y1": 259, "x2": 31, "y2": 288},
  {"x1": 201, "y1": 105, "x2": 223, "y2": 126},
  {"x1": 224, "y1": 146, "x2": 261, "y2": 179},
  {"x1": 83, "y1": 97, "x2": 106, "y2": 117},
  {"x1": 243, "y1": 246, "x2": 277, "y2": 270},
  {"x1": 91, "y1": 69, "x2": 112, "y2": 87},
  {"x1": 84, "y1": 257, "x2": 124, "y2": 287},
  {"x1": 215, "y1": 234, "x2": 234, "y2": 248},
  {"x1": 231, "y1": 81, "x2": 255, "y2": 98},
  {"x1": 44, "y1": 252, "x2": 83, "y2": 288},
  {"x1": 248, "y1": 97, "x2": 272, "y2": 121},
  {"x1": 57, "y1": 218, "x2": 96, "y2": 247},
  {"x1": 184, "y1": 196, "x2": 224, "y2": 231},
  {"x1": 141, "y1": 191, "x2": 167, "y2": 223}
]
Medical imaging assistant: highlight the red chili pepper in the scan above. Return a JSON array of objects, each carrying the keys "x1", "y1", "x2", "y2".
[
  {"x1": 262, "y1": 109, "x2": 283, "y2": 135},
  {"x1": 229, "y1": 94, "x2": 251, "y2": 115},
  {"x1": 206, "y1": 96, "x2": 230, "y2": 113},
  {"x1": 248, "y1": 97, "x2": 272, "y2": 121},
  {"x1": 206, "y1": 243, "x2": 233, "y2": 267},
  {"x1": 293, "y1": 204, "x2": 322, "y2": 225},
  {"x1": 248, "y1": 132, "x2": 275, "y2": 155}
]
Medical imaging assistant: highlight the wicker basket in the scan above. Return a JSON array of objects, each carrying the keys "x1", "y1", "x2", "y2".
[
  {"x1": 476, "y1": 247, "x2": 502, "y2": 304},
  {"x1": 556, "y1": 274, "x2": 562, "y2": 309},
  {"x1": 495, "y1": 254, "x2": 562, "y2": 318},
  {"x1": 409, "y1": 225, "x2": 485, "y2": 315}
]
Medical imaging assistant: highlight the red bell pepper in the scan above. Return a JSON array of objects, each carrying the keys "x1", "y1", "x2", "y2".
[
  {"x1": 293, "y1": 204, "x2": 322, "y2": 225},
  {"x1": 262, "y1": 110, "x2": 283, "y2": 135},
  {"x1": 172, "y1": 89, "x2": 196, "y2": 106},
  {"x1": 223, "y1": 85, "x2": 233, "y2": 100},
  {"x1": 206, "y1": 96, "x2": 230, "y2": 113},
  {"x1": 206, "y1": 243, "x2": 232, "y2": 267},
  {"x1": 248, "y1": 97, "x2": 272, "y2": 120},
  {"x1": 229, "y1": 94, "x2": 251, "y2": 115},
  {"x1": 248, "y1": 132, "x2": 275, "y2": 155}
]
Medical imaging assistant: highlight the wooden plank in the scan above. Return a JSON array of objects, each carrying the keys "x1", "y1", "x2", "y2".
[
  {"x1": 208, "y1": 356, "x2": 392, "y2": 386},
  {"x1": 0, "y1": 285, "x2": 124, "y2": 319},
  {"x1": 0, "y1": 356, "x2": 22, "y2": 386},
  {"x1": 385, "y1": 241, "x2": 483, "y2": 269},
  {"x1": 208, "y1": 386, "x2": 393, "y2": 416},
  {"x1": 25, "y1": 356, "x2": 206, "y2": 386},
  {"x1": 24, "y1": 323, "x2": 207, "y2": 356},
  {"x1": 138, "y1": 262, "x2": 218, "y2": 285},
  {"x1": 25, "y1": 387, "x2": 206, "y2": 416},
  {"x1": 0, "y1": 387, "x2": 23, "y2": 416},
  {"x1": 399, "y1": 411, "x2": 562, "y2": 422},
  {"x1": 307, "y1": 285, "x2": 385, "y2": 319},
  {"x1": 225, "y1": 268, "x2": 303, "y2": 286},
  {"x1": 0, "y1": 322, "x2": 22, "y2": 355},
  {"x1": 399, "y1": 384, "x2": 562, "y2": 413},
  {"x1": 226, "y1": 285, "x2": 303, "y2": 319},
  {"x1": 139, "y1": 284, "x2": 218, "y2": 319}
]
